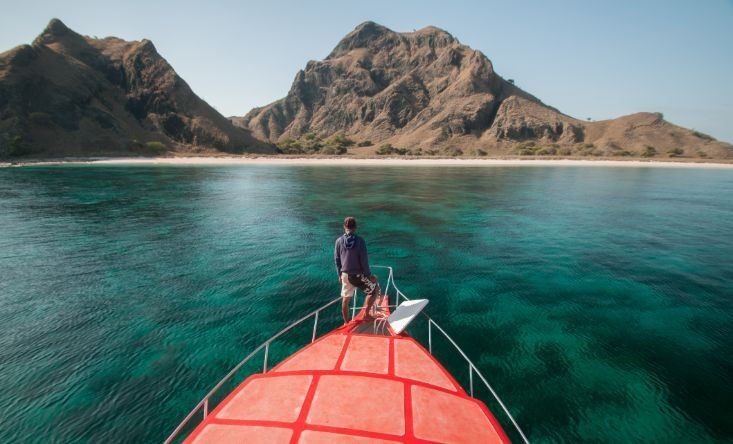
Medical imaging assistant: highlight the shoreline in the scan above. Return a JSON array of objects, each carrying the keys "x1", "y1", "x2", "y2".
[{"x1": 2, "y1": 156, "x2": 733, "y2": 169}]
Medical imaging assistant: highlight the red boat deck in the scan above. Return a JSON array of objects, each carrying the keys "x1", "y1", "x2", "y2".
[{"x1": 185, "y1": 319, "x2": 510, "y2": 443}]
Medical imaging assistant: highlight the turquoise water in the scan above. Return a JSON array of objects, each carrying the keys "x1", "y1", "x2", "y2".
[{"x1": 0, "y1": 165, "x2": 732, "y2": 443}]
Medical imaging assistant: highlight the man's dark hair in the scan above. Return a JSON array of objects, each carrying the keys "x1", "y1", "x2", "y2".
[{"x1": 343, "y1": 217, "x2": 357, "y2": 230}]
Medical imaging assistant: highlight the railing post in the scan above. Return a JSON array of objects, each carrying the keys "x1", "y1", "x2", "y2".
[
  {"x1": 203, "y1": 398, "x2": 209, "y2": 418},
  {"x1": 351, "y1": 288, "x2": 357, "y2": 319},
  {"x1": 469, "y1": 363, "x2": 474, "y2": 397},
  {"x1": 387, "y1": 271, "x2": 391, "y2": 302},
  {"x1": 428, "y1": 319, "x2": 432, "y2": 354},
  {"x1": 312, "y1": 311, "x2": 319, "y2": 343},
  {"x1": 263, "y1": 343, "x2": 269, "y2": 373}
]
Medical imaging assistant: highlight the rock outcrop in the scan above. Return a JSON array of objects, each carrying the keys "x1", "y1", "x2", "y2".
[
  {"x1": 0, "y1": 19, "x2": 273, "y2": 157},
  {"x1": 236, "y1": 21, "x2": 731, "y2": 158}
]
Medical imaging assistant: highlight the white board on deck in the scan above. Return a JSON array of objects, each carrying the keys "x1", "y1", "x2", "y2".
[{"x1": 388, "y1": 299, "x2": 429, "y2": 334}]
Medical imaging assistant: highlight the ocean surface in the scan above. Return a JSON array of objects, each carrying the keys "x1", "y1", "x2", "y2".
[{"x1": 1, "y1": 164, "x2": 732, "y2": 443}]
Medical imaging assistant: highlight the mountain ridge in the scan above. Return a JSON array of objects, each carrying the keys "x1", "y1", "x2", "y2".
[
  {"x1": 236, "y1": 21, "x2": 731, "y2": 158},
  {"x1": 1, "y1": 19, "x2": 729, "y2": 159},
  {"x1": 0, "y1": 18, "x2": 274, "y2": 157}
]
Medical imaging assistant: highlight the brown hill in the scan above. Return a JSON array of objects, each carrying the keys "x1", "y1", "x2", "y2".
[
  {"x1": 0, "y1": 19, "x2": 274, "y2": 157},
  {"x1": 236, "y1": 22, "x2": 731, "y2": 159}
]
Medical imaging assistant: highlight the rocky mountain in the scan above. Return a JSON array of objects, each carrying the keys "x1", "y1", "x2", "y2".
[
  {"x1": 236, "y1": 22, "x2": 731, "y2": 158},
  {"x1": 0, "y1": 19, "x2": 274, "y2": 157}
]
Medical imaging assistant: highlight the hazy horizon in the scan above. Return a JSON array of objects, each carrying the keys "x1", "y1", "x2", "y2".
[{"x1": 2, "y1": 0, "x2": 732, "y2": 143}]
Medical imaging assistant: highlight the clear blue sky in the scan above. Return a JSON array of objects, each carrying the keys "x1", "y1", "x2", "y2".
[{"x1": 2, "y1": 0, "x2": 732, "y2": 142}]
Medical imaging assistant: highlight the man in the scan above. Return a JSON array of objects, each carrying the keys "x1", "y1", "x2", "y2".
[{"x1": 334, "y1": 217, "x2": 379, "y2": 324}]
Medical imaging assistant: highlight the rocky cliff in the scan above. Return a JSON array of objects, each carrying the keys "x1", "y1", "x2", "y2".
[
  {"x1": 0, "y1": 19, "x2": 274, "y2": 157},
  {"x1": 236, "y1": 22, "x2": 731, "y2": 158}
]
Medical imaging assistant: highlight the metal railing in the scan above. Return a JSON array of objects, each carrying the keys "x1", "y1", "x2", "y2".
[
  {"x1": 164, "y1": 296, "x2": 342, "y2": 443},
  {"x1": 165, "y1": 266, "x2": 529, "y2": 444},
  {"x1": 372, "y1": 265, "x2": 530, "y2": 444}
]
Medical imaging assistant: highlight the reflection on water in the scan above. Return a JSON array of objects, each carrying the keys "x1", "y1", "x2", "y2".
[{"x1": 0, "y1": 165, "x2": 732, "y2": 442}]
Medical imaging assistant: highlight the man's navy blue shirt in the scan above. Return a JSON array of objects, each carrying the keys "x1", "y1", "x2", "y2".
[{"x1": 334, "y1": 233, "x2": 371, "y2": 276}]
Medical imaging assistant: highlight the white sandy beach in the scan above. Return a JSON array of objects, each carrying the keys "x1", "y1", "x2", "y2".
[{"x1": 3, "y1": 156, "x2": 733, "y2": 168}]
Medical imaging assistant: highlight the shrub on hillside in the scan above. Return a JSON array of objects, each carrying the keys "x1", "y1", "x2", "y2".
[
  {"x1": 611, "y1": 150, "x2": 633, "y2": 156},
  {"x1": 6, "y1": 135, "x2": 31, "y2": 157},
  {"x1": 320, "y1": 145, "x2": 347, "y2": 155},
  {"x1": 322, "y1": 133, "x2": 353, "y2": 154},
  {"x1": 325, "y1": 134, "x2": 354, "y2": 147},
  {"x1": 145, "y1": 141, "x2": 167, "y2": 153},
  {"x1": 29, "y1": 112, "x2": 54, "y2": 127},
  {"x1": 514, "y1": 141, "x2": 537, "y2": 155},
  {"x1": 374, "y1": 144, "x2": 408, "y2": 155},
  {"x1": 276, "y1": 138, "x2": 304, "y2": 154},
  {"x1": 357, "y1": 140, "x2": 373, "y2": 147},
  {"x1": 691, "y1": 130, "x2": 713, "y2": 141},
  {"x1": 641, "y1": 146, "x2": 657, "y2": 157},
  {"x1": 667, "y1": 147, "x2": 684, "y2": 157},
  {"x1": 536, "y1": 147, "x2": 557, "y2": 156},
  {"x1": 278, "y1": 133, "x2": 355, "y2": 154},
  {"x1": 303, "y1": 140, "x2": 323, "y2": 153}
]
